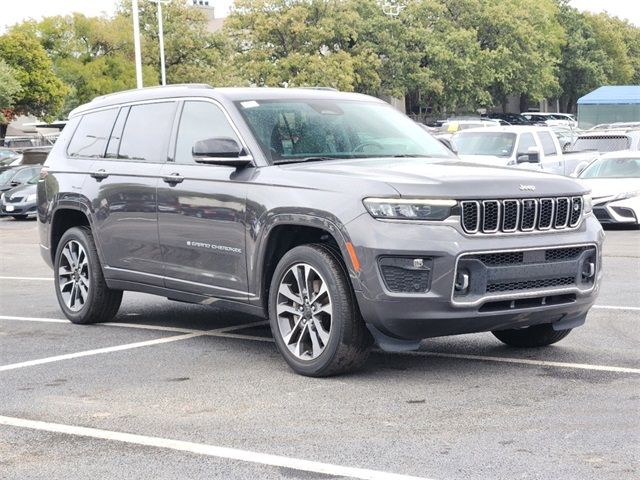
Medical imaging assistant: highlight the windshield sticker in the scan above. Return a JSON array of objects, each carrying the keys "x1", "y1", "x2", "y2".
[{"x1": 241, "y1": 101, "x2": 260, "y2": 109}]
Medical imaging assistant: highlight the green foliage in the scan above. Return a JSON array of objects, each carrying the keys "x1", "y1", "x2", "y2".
[
  {"x1": 556, "y1": 2, "x2": 636, "y2": 112},
  {"x1": 0, "y1": 31, "x2": 68, "y2": 121},
  {"x1": 0, "y1": 60, "x2": 22, "y2": 123}
]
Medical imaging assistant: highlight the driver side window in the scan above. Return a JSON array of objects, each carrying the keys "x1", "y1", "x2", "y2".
[{"x1": 174, "y1": 101, "x2": 241, "y2": 164}]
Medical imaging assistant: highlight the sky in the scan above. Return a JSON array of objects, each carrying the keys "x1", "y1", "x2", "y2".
[{"x1": 0, "y1": 0, "x2": 638, "y2": 32}]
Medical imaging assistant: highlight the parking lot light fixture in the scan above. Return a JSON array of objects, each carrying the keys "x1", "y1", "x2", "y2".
[{"x1": 150, "y1": 0, "x2": 171, "y2": 86}]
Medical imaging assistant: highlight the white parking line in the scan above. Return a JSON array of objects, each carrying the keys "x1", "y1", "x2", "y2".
[
  {"x1": 0, "y1": 332, "x2": 204, "y2": 372},
  {"x1": 406, "y1": 351, "x2": 640, "y2": 374},
  {"x1": 0, "y1": 315, "x2": 637, "y2": 374},
  {"x1": 0, "y1": 415, "x2": 430, "y2": 480},
  {"x1": 0, "y1": 276, "x2": 52, "y2": 281}
]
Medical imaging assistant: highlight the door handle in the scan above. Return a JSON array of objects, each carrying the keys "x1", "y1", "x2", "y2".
[
  {"x1": 90, "y1": 169, "x2": 109, "y2": 180},
  {"x1": 162, "y1": 173, "x2": 184, "y2": 184}
]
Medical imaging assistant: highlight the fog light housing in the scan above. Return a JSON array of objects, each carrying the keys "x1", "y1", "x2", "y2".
[{"x1": 379, "y1": 257, "x2": 433, "y2": 293}]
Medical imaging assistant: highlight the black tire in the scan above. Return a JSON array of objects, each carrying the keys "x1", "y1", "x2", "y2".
[
  {"x1": 492, "y1": 323, "x2": 572, "y2": 348},
  {"x1": 54, "y1": 226, "x2": 122, "y2": 324},
  {"x1": 268, "y1": 243, "x2": 372, "y2": 377},
  {"x1": 12, "y1": 215, "x2": 28, "y2": 220}
]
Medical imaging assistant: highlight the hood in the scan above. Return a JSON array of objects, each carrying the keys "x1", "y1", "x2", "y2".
[
  {"x1": 457, "y1": 154, "x2": 511, "y2": 167},
  {"x1": 281, "y1": 157, "x2": 587, "y2": 198},
  {"x1": 578, "y1": 178, "x2": 640, "y2": 201},
  {"x1": 3, "y1": 182, "x2": 37, "y2": 198}
]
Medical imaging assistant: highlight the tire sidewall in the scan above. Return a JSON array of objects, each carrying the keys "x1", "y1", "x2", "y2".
[
  {"x1": 269, "y1": 246, "x2": 350, "y2": 376},
  {"x1": 54, "y1": 227, "x2": 100, "y2": 323}
]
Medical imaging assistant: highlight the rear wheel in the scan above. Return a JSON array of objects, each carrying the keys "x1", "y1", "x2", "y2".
[
  {"x1": 492, "y1": 323, "x2": 572, "y2": 348},
  {"x1": 269, "y1": 244, "x2": 372, "y2": 377},
  {"x1": 54, "y1": 226, "x2": 122, "y2": 324}
]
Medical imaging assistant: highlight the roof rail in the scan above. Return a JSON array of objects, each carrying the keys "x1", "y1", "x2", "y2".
[{"x1": 91, "y1": 83, "x2": 214, "y2": 102}]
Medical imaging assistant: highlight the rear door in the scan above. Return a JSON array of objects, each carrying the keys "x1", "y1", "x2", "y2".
[
  {"x1": 84, "y1": 101, "x2": 178, "y2": 285},
  {"x1": 536, "y1": 131, "x2": 563, "y2": 174},
  {"x1": 157, "y1": 99, "x2": 250, "y2": 300}
]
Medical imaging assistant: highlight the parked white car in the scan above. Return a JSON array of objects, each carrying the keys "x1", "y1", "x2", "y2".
[
  {"x1": 522, "y1": 112, "x2": 578, "y2": 128},
  {"x1": 576, "y1": 151, "x2": 640, "y2": 226},
  {"x1": 451, "y1": 126, "x2": 595, "y2": 175}
]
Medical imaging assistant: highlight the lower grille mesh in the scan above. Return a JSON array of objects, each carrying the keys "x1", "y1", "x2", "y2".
[{"x1": 486, "y1": 277, "x2": 575, "y2": 293}]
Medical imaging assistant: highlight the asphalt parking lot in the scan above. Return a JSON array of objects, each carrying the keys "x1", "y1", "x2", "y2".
[{"x1": 0, "y1": 216, "x2": 638, "y2": 480}]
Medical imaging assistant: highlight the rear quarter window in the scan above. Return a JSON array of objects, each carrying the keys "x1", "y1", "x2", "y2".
[{"x1": 67, "y1": 108, "x2": 119, "y2": 158}]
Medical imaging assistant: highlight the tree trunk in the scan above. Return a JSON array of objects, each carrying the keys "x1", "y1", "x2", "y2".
[
  {"x1": 0, "y1": 124, "x2": 7, "y2": 147},
  {"x1": 519, "y1": 94, "x2": 529, "y2": 113}
]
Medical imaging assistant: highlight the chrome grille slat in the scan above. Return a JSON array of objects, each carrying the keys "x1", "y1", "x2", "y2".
[{"x1": 460, "y1": 196, "x2": 583, "y2": 234}]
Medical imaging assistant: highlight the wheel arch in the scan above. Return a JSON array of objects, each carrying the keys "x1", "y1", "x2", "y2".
[
  {"x1": 254, "y1": 214, "x2": 360, "y2": 313},
  {"x1": 49, "y1": 203, "x2": 93, "y2": 264}
]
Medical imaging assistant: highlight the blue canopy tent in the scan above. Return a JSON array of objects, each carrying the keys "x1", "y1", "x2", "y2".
[{"x1": 577, "y1": 86, "x2": 640, "y2": 129}]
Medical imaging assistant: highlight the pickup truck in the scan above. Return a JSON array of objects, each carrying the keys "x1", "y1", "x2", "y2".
[{"x1": 452, "y1": 126, "x2": 597, "y2": 176}]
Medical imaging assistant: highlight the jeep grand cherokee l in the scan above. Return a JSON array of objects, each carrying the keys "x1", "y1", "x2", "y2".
[{"x1": 37, "y1": 85, "x2": 604, "y2": 376}]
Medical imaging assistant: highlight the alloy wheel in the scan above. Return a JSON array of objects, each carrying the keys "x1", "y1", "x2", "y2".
[
  {"x1": 58, "y1": 240, "x2": 90, "y2": 312},
  {"x1": 276, "y1": 263, "x2": 332, "y2": 360}
]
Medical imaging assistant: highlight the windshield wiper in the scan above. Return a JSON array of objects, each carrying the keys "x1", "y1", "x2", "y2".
[
  {"x1": 391, "y1": 154, "x2": 436, "y2": 158},
  {"x1": 274, "y1": 156, "x2": 346, "y2": 165}
]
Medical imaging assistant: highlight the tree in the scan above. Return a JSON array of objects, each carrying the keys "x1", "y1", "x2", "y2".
[
  {"x1": 0, "y1": 31, "x2": 68, "y2": 139},
  {"x1": 118, "y1": 0, "x2": 239, "y2": 87},
  {"x1": 556, "y1": 2, "x2": 635, "y2": 112},
  {"x1": 0, "y1": 60, "x2": 22, "y2": 125},
  {"x1": 13, "y1": 14, "x2": 157, "y2": 116}
]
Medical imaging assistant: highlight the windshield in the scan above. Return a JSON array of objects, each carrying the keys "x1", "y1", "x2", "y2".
[
  {"x1": 235, "y1": 99, "x2": 455, "y2": 164},
  {"x1": 451, "y1": 132, "x2": 516, "y2": 157},
  {"x1": 580, "y1": 157, "x2": 640, "y2": 178},
  {"x1": 0, "y1": 169, "x2": 16, "y2": 183}
]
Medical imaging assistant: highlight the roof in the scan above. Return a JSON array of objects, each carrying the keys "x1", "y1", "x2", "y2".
[
  {"x1": 455, "y1": 126, "x2": 555, "y2": 134},
  {"x1": 577, "y1": 86, "x2": 640, "y2": 105},
  {"x1": 69, "y1": 84, "x2": 382, "y2": 117}
]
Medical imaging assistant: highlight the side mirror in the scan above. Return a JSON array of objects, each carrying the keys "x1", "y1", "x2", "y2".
[
  {"x1": 10, "y1": 181, "x2": 20, "y2": 187},
  {"x1": 192, "y1": 137, "x2": 252, "y2": 168},
  {"x1": 517, "y1": 146, "x2": 540, "y2": 164}
]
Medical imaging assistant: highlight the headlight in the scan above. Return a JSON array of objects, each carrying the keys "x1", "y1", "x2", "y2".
[
  {"x1": 613, "y1": 190, "x2": 640, "y2": 201},
  {"x1": 363, "y1": 198, "x2": 456, "y2": 220},
  {"x1": 26, "y1": 193, "x2": 37, "y2": 203},
  {"x1": 583, "y1": 194, "x2": 592, "y2": 214}
]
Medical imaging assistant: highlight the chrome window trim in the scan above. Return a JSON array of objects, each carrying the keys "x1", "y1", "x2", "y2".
[{"x1": 66, "y1": 96, "x2": 254, "y2": 164}]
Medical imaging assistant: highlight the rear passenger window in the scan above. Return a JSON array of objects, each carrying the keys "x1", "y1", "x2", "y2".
[
  {"x1": 67, "y1": 108, "x2": 119, "y2": 158},
  {"x1": 538, "y1": 132, "x2": 558, "y2": 156},
  {"x1": 174, "y1": 101, "x2": 241, "y2": 164},
  {"x1": 118, "y1": 102, "x2": 177, "y2": 162}
]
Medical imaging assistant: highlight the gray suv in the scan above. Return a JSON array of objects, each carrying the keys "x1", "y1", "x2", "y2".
[{"x1": 38, "y1": 85, "x2": 604, "y2": 376}]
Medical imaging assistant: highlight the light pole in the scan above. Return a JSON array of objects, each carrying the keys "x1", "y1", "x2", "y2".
[
  {"x1": 150, "y1": 0, "x2": 170, "y2": 86},
  {"x1": 131, "y1": 0, "x2": 143, "y2": 88}
]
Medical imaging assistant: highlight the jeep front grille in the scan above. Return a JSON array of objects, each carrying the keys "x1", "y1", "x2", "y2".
[{"x1": 460, "y1": 197, "x2": 583, "y2": 234}]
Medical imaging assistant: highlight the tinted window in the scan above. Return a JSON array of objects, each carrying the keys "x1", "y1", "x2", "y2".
[
  {"x1": 67, "y1": 108, "x2": 119, "y2": 158},
  {"x1": 105, "y1": 107, "x2": 130, "y2": 158},
  {"x1": 517, "y1": 133, "x2": 536, "y2": 155},
  {"x1": 174, "y1": 101, "x2": 241, "y2": 164},
  {"x1": 537, "y1": 131, "x2": 557, "y2": 156},
  {"x1": 118, "y1": 102, "x2": 177, "y2": 162}
]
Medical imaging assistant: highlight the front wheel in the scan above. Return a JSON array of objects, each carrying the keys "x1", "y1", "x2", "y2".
[
  {"x1": 54, "y1": 226, "x2": 122, "y2": 324},
  {"x1": 492, "y1": 323, "x2": 572, "y2": 348},
  {"x1": 268, "y1": 244, "x2": 372, "y2": 377}
]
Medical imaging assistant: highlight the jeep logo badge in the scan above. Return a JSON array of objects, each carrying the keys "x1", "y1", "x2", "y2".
[{"x1": 519, "y1": 184, "x2": 536, "y2": 191}]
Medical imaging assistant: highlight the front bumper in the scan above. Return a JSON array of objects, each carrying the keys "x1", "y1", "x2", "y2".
[
  {"x1": 346, "y1": 213, "x2": 604, "y2": 342},
  {"x1": 0, "y1": 200, "x2": 37, "y2": 216},
  {"x1": 593, "y1": 197, "x2": 639, "y2": 225}
]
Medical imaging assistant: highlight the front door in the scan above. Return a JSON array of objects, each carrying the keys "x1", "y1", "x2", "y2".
[{"x1": 157, "y1": 100, "x2": 249, "y2": 300}]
